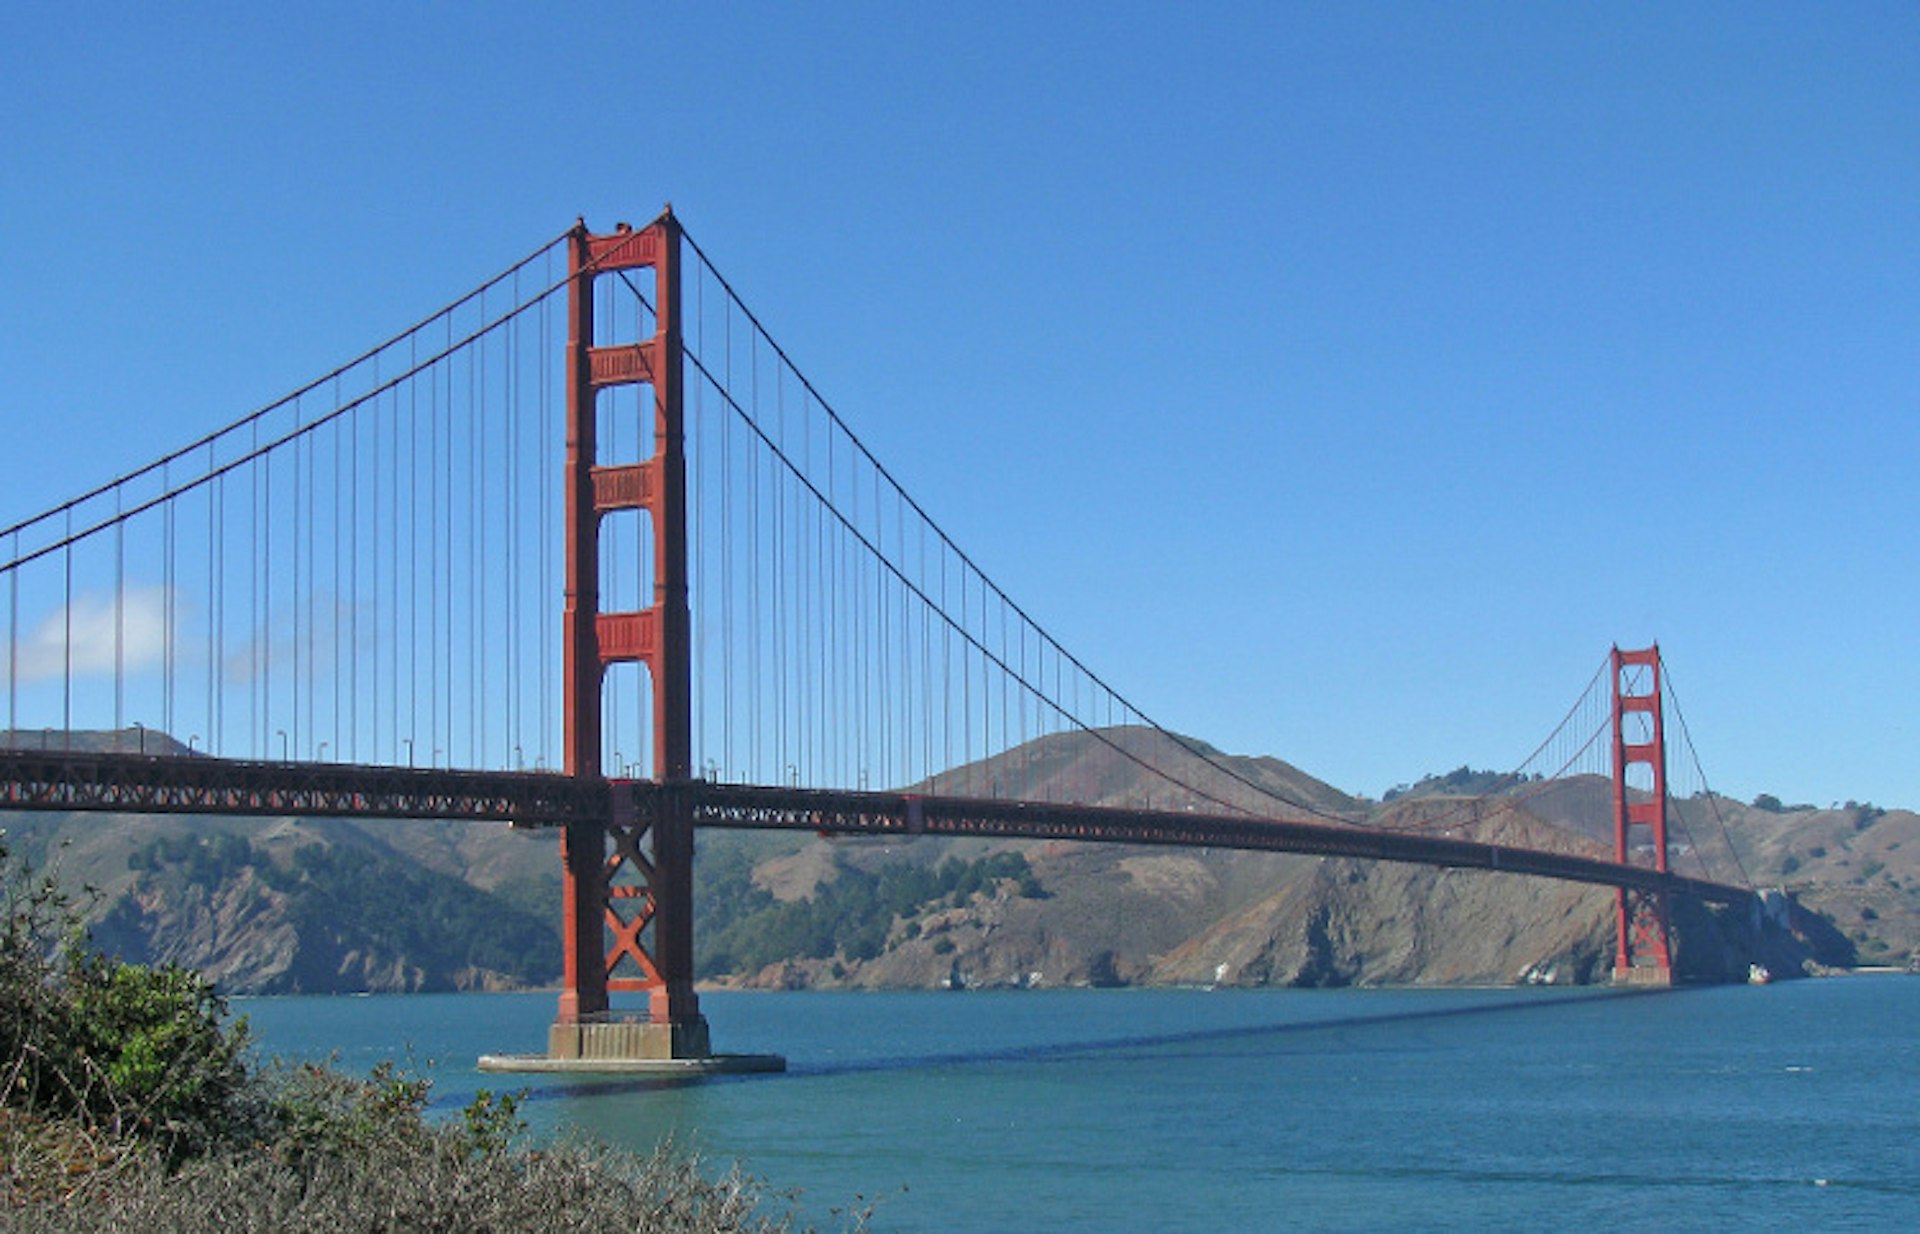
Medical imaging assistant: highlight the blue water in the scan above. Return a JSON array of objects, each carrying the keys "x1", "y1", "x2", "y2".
[{"x1": 235, "y1": 978, "x2": 1920, "y2": 1231}]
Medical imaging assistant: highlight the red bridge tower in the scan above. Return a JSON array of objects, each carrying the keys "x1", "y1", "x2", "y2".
[
  {"x1": 550, "y1": 209, "x2": 710, "y2": 1062},
  {"x1": 1610, "y1": 644, "x2": 1674, "y2": 985}
]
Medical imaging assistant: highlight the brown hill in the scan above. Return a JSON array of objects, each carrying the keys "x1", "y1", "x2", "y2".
[
  {"x1": 714, "y1": 728, "x2": 1843, "y2": 991},
  {"x1": 3, "y1": 725, "x2": 1897, "y2": 992}
]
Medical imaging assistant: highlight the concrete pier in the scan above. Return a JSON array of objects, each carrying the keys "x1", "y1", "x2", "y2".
[{"x1": 478, "y1": 1018, "x2": 784, "y2": 1076}]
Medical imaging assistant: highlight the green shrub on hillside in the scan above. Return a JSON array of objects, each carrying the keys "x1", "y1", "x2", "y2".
[
  {"x1": 5, "y1": 834, "x2": 252, "y2": 1167},
  {"x1": 119, "y1": 833, "x2": 561, "y2": 991},
  {"x1": 695, "y1": 849, "x2": 1041, "y2": 978}
]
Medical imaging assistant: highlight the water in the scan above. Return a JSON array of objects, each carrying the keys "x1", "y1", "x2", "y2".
[{"x1": 236, "y1": 978, "x2": 1920, "y2": 1231}]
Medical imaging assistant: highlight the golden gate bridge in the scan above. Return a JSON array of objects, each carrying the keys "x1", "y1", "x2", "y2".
[{"x1": 0, "y1": 209, "x2": 1754, "y2": 1070}]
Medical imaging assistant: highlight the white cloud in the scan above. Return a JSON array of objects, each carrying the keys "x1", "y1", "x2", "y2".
[{"x1": 9, "y1": 585, "x2": 172, "y2": 683}]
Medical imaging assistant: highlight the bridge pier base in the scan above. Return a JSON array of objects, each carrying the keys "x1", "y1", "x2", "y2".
[
  {"x1": 546, "y1": 1018, "x2": 710, "y2": 1062},
  {"x1": 478, "y1": 793, "x2": 784, "y2": 1076},
  {"x1": 483, "y1": 1013, "x2": 778, "y2": 1076},
  {"x1": 1610, "y1": 964, "x2": 1674, "y2": 987}
]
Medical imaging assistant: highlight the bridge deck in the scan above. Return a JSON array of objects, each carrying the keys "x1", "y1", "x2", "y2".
[
  {"x1": 0, "y1": 750, "x2": 1749, "y2": 906},
  {"x1": 0, "y1": 748, "x2": 599, "y2": 826},
  {"x1": 678, "y1": 781, "x2": 1751, "y2": 906}
]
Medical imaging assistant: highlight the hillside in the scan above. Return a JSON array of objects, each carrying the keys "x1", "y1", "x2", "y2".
[
  {"x1": 0, "y1": 811, "x2": 564, "y2": 994},
  {"x1": 2, "y1": 726, "x2": 1903, "y2": 993}
]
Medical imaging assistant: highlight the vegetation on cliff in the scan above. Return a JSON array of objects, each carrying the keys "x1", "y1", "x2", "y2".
[
  {"x1": 696, "y1": 847, "x2": 1043, "y2": 978},
  {"x1": 115, "y1": 832, "x2": 559, "y2": 991}
]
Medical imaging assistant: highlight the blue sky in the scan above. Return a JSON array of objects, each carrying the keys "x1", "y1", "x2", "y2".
[{"x1": 2, "y1": 4, "x2": 1914, "y2": 808}]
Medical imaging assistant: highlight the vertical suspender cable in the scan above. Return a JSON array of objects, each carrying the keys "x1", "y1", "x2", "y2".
[
  {"x1": 346, "y1": 382, "x2": 357, "y2": 762},
  {"x1": 510, "y1": 294, "x2": 520, "y2": 765},
  {"x1": 430, "y1": 327, "x2": 442, "y2": 764},
  {"x1": 113, "y1": 490, "x2": 124, "y2": 735},
  {"x1": 409, "y1": 332, "x2": 419, "y2": 761},
  {"x1": 475, "y1": 289, "x2": 486, "y2": 767},
  {"x1": 444, "y1": 313, "x2": 454, "y2": 764},
  {"x1": 334, "y1": 415, "x2": 345, "y2": 758},
  {"x1": 7, "y1": 531, "x2": 16, "y2": 739},
  {"x1": 468, "y1": 310, "x2": 480, "y2": 765},
  {"x1": 369, "y1": 375, "x2": 381, "y2": 761},
  {"x1": 747, "y1": 331, "x2": 760, "y2": 782},
  {"x1": 257, "y1": 428, "x2": 267, "y2": 756},
  {"x1": 692, "y1": 263, "x2": 706, "y2": 776},
  {"x1": 879, "y1": 446, "x2": 891, "y2": 779},
  {"x1": 773, "y1": 365, "x2": 785, "y2": 775},
  {"x1": 307, "y1": 421, "x2": 317, "y2": 754},
  {"x1": 62, "y1": 512, "x2": 72, "y2": 746},
  {"x1": 714, "y1": 284, "x2": 725, "y2": 779},
  {"x1": 291, "y1": 431, "x2": 301, "y2": 755},
  {"x1": 392, "y1": 346, "x2": 403, "y2": 762},
  {"x1": 540, "y1": 252, "x2": 552, "y2": 768},
  {"x1": 212, "y1": 465, "x2": 222, "y2": 753}
]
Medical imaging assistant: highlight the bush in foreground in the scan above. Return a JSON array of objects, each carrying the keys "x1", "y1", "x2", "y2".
[{"x1": 1, "y1": 835, "x2": 824, "y2": 1232}]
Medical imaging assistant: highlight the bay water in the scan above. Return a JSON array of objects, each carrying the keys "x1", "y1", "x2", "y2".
[{"x1": 236, "y1": 977, "x2": 1919, "y2": 1231}]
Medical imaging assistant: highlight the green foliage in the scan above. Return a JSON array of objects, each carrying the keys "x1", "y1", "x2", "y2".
[
  {"x1": 695, "y1": 848, "x2": 1041, "y2": 978},
  {"x1": 127, "y1": 832, "x2": 253, "y2": 884},
  {"x1": 60, "y1": 954, "x2": 252, "y2": 1154},
  {"x1": 2, "y1": 836, "x2": 820, "y2": 1232},
  {"x1": 270, "y1": 842, "x2": 561, "y2": 985},
  {"x1": 1384, "y1": 766, "x2": 1510, "y2": 802},
  {"x1": 3, "y1": 835, "x2": 250, "y2": 1161}
]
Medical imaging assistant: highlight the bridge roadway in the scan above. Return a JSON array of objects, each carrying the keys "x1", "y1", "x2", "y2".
[
  {"x1": 0, "y1": 747, "x2": 597, "y2": 825},
  {"x1": 0, "y1": 748, "x2": 1749, "y2": 907}
]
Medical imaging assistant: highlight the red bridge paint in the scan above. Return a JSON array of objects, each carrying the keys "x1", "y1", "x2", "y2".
[
  {"x1": 1611, "y1": 645, "x2": 1674, "y2": 982},
  {"x1": 558, "y1": 210, "x2": 706, "y2": 1056}
]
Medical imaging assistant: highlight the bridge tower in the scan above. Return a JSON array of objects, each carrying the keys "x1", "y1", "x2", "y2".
[
  {"x1": 549, "y1": 209, "x2": 710, "y2": 1062},
  {"x1": 1610, "y1": 644, "x2": 1673, "y2": 985}
]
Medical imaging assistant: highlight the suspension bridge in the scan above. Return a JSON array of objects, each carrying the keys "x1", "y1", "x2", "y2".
[{"x1": 0, "y1": 209, "x2": 1755, "y2": 1069}]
